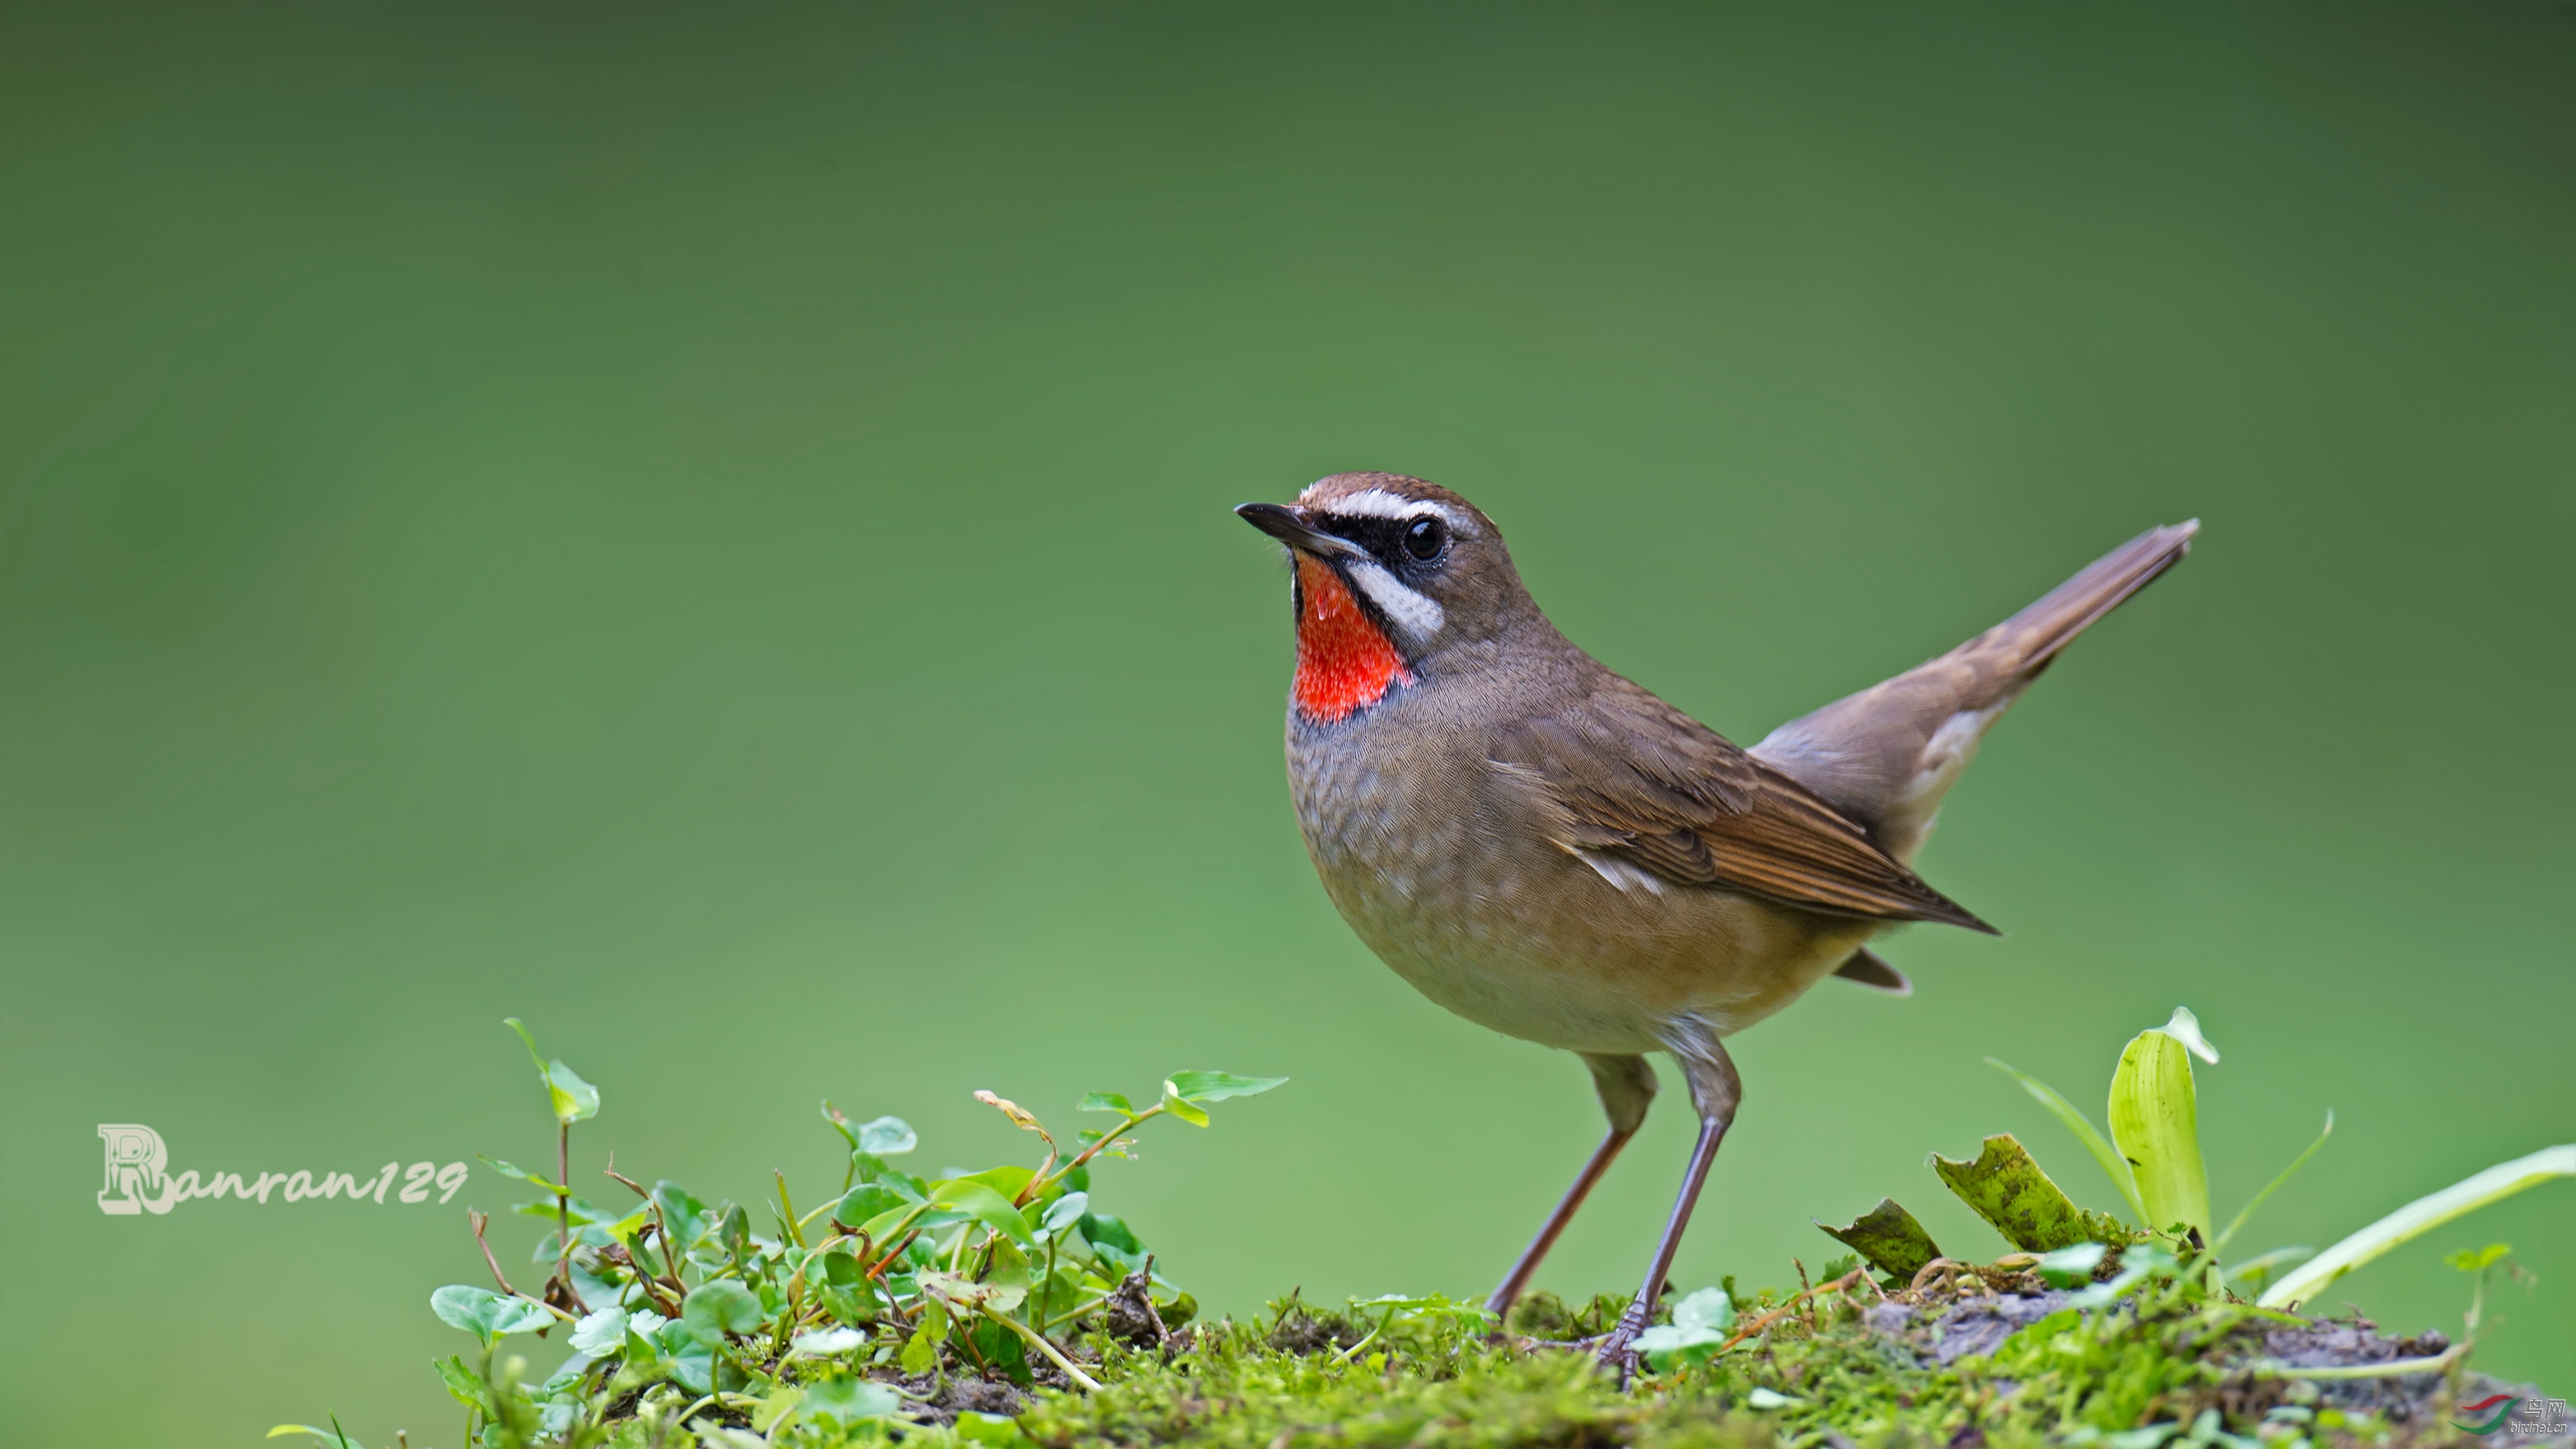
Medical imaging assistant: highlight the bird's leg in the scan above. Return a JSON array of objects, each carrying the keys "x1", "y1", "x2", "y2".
[
  {"x1": 1486, "y1": 1053, "x2": 1656, "y2": 1321},
  {"x1": 1596, "y1": 1025, "x2": 1741, "y2": 1371},
  {"x1": 1486, "y1": 1128, "x2": 1631, "y2": 1320}
]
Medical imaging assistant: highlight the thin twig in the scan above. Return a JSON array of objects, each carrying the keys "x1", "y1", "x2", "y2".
[
  {"x1": 471, "y1": 1210, "x2": 521, "y2": 1297},
  {"x1": 866, "y1": 1229, "x2": 922, "y2": 1282},
  {"x1": 603, "y1": 1154, "x2": 648, "y2": 1199}
]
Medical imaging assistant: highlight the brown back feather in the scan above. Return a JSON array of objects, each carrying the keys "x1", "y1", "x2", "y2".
[{"x1": 1493, "y1": 675, "x2": 1997, "y2": 932}]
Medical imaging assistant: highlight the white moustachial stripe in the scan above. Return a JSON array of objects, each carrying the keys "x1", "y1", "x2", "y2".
[{"x1": 1344, "y1": 558, "x2": 1447, "y2": 641}]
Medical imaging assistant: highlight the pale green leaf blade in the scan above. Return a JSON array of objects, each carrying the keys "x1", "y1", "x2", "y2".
[
  {"x1": 927, "y1": 1179, "x2": 1039, "y2": 1246},
  {"x1": 2258, "y1": 1144, "x2": 2576, "y2": 1309},
  {"x1": 1987, "y1": 1057, "x2": 2146, "y2": 1222},
  {"x1": 504, "y1": 1017, "x2": 547, "y2": 1076},
  {"x1": 2107, "y1": 1025, "x2": 2211, "y2": 1239},
  {"x1": 546, "y1": 1060, "x2": 599, "y2": 1123},
  {"x1": 1158, "y1": 1081, "x2": 1209, "y2": 1128},
  {"x1": 1161, "y1": 1071, "x2": 1288, "y2": 1104},
  {"x1": 478, "y1": 1156, "x2": 569, "y2": 1196},
  {"x1": 856, "y1": 1116, "x2": 917, "y2": 1155}
]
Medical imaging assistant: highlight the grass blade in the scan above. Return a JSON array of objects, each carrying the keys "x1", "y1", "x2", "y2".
[
  {"x1": 2213, "y1": 1111, "x2": 2332, "y2": 1253},
  {"x1": 2257, "y1": 1144, "x2": 2576, "y2": 1309},
  {"x1": 1988, "y1": 1057, "x2": 2145, "y2": 1222}
]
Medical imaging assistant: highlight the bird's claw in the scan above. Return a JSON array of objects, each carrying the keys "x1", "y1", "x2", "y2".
[{"x1": 1590, "y1": 1302, "x2": 1654, "y2": 1384}]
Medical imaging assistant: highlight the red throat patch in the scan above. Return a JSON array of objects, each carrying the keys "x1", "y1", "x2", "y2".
[{"x1": 1292, "y1": 554, "x2": 1412, "y2": 724}]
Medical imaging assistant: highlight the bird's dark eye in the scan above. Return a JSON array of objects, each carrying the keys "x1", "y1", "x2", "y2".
[{"x1": 1402, "y1": 517, "x2": 1447, "y2": 560}]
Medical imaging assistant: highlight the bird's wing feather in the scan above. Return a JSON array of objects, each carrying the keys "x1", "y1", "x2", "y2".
[{"x1": 1493, "y1": 678, "x2": 1997, "y2": 932}]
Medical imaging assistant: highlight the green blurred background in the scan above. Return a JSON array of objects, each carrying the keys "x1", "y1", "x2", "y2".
[{"x1": 2, "y1": 4, "x2": 2569, "y2": 1442}]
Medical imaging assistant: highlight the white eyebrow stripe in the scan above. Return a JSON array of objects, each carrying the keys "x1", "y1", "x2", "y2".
[
  {"x1": 1342, "y1": 559, "x2": 1445, "y2": 641},
  {"x1": 1308, "y1": 487, "x2": 1480, "y2": 537}
]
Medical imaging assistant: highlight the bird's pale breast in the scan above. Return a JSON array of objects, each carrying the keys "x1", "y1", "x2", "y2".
[{"x1": 1287, "y1": 696, "x2": 1875, "y2": 1055}]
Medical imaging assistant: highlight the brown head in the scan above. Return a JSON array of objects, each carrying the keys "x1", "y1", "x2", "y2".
[{"x1": 1236, "y1": 472, "x2": 1542, "y2": 723}]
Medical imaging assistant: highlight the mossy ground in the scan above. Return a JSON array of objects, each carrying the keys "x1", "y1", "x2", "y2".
[{"x1": 579, "y1": 1268, "x2": 2550, "y2": 1449}]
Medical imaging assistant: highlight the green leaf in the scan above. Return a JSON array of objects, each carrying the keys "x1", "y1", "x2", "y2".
[
  {"x1": 569, "y1": 1306, "x2": 631, "y2": 1356},
  {"x1": 1078, "y1": 1212, "x2": 1143, "y2": 1255},
  {"x1": 1673, "y1": 1285, "x2": 1734, "y2": 1334},
  {"x1": 429, "y1": 1285, "x2": 554, "y2": 1344},
  {"x1": 664, "y1": 1335, "x2": 716, "y2": 1395},
  {"x1": 546, "y1": 1059, "x2": 600, "y2": 1124},
  {"x1": 2259, "y1": 1144, "x2": 2576, "y2": 1308},
  {"x1": 814, "y1": 1250, "x2": 883, "y2": 1325},
  {"x1": 503, "y1": 1018, "x2": 599, "y2": 1124},
  {"x1": 857, "y1": 1116, "x2": 917, "y2": 1155},
  {"x1": 900, "y1": 1301, "x2": 945, "y2": 1375},
  {"x1": 2446, "y1": 1242, "x2": 2512, "y2": 1273},
  {"x1": 479, "y1": 1156, "x2": 570, "y2": 1196},
  {"x1": 950, "y1": 1164, "x2": 1035, "y2": 1203},
  {"x1": 822, "y1": 1100, "x2": 861, "y2": 1149},
  {"x1": 2108, "y1": 1013, "x2": 2213, "y2": 1242},
  {"x1": 434, "y1": 1353, "x2": 486, "y2": 1410},
  {"x1": 2067, "y1": 1244, "x2": 2175, "y2": 1310},
  {"x1": 2214, "y1": 1112, "x2": 2332, "y2": 1253},
  {"x1": 1988, "y1": 1057, "x2": 2147, "y2": 1222},
  {"x1": 956, "y1": 1410, "x2": 1030, "y2": 1446},
  {"x1": 1816, "y1": 1198, "x2": 1944, "y2": 1280},
  {"x1": 928, "y1": 1179, "x2": 1039, "y2": 1247},
  {"x1": 1161, "y1": 1071, "x2": 1288, "y2": 1104},
  {"x1": 1039, "y1": 1190, "x2": 1090, "y2": 1240},
  {"x1": 984, "y1": 1236, "x2": 1034, "y2": 1294},
  {"x1": 791, "y1": 1325, "x2": 867, "y2": 1356},
  {"x1": 1158, "y1": 1081, "x2": 1210, "y2": 1128},
  {"x1": 2032, "y1": 1242, "x2": 2108, "y2": 1287},
  {"x1": 680, "y1": 1279, "x2": 766, "y2": 1343},
  {"x1": 1634, "y1": 1288, "x2": 1732, "y2": 1372},
  {"x1": 1931, "y1": 1134, "x2": 2131, "y2": 1252},
  {"x1": 267, "y1": 1427, "x2": 353, "y2": 1447},
  {"x1": 803, "y1": 1376, "x2": 903, "y2": 1427},
  {"x1": 1077, "y1": 1091, "x2": 1135, "y2": 1114},
  {"x1": 652, "y1": 1181, "x2": 711, "y2": 1247},
  {"x1": 750, "y1": 1386, "x2": 804, "y2": 1434},
  {"x1": 829, "y1": 1183, "x2": 913, "y2": 1230}
]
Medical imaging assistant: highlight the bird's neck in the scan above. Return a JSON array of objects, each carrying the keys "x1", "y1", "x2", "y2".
[{"x1": 1293, "y1": 555, "x2": 1412, "y2": 724}]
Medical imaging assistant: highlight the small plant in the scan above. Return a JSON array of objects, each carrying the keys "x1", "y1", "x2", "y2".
[
  {"x1": 283, "y1": 1020, "x2": 1283, "y2": 1447},
  {"x1": 1977, "y1": 1006, "x2": 2571, "y2": 1310},
  {"x1": 282, "y1": 1010, "x2": 2565, "y2": 1449}
]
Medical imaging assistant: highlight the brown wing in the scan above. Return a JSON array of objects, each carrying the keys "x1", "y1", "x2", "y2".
[{"x1": 1493, "y1": 677, "x2": 1997, "y2": 932}]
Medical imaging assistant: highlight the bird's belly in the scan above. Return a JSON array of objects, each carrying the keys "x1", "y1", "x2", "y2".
[{"x1": 1288, "y1": 727, "x2": 1875, "y2": 1054}]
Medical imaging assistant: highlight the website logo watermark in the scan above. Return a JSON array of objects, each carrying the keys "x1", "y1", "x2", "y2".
[
  {"x1": 2453, "y1": 1395, "x2": 2567, "y2": 1438},
  {"x1": 96, "y1": 1124, "x2": 467, "y2": 1216}
]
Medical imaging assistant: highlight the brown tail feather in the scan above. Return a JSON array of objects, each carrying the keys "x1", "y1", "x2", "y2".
[
  {"x1": 1750, "y1": 520, "x2": 2199, "y2": 862},
  {"x1": 1964, "y1": 520, "x2": 2199, "y2": 687}
]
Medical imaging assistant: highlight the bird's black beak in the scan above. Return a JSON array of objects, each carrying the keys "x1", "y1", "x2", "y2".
[{"x1": 1235, "y1": 502, "x2": 1365, "y2": 560}]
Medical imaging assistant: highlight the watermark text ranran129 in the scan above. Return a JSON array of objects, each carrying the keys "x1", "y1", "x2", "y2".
[{"x1": 97, "y1": 1123, "x2": 465, "y2": 1217}]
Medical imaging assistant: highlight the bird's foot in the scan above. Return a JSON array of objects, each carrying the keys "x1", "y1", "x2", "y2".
[{"x1": 1590, "y1": 1299, "x2": 1654, "y2": 1383}]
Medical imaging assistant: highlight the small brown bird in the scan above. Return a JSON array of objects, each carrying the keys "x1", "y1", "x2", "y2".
[{"x1": 1237, "y1": 473, "x2": 2196, "y2": 1363}]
